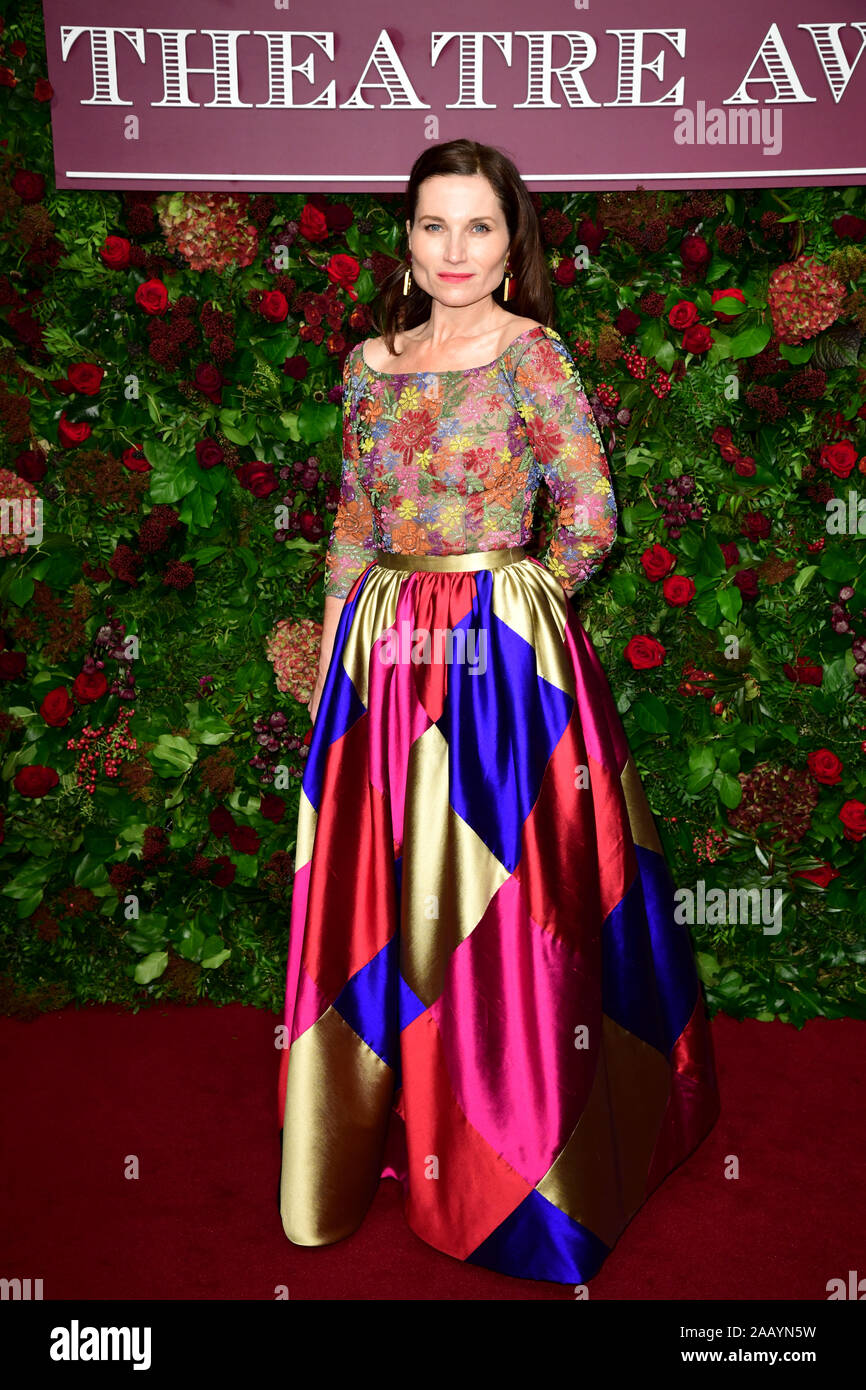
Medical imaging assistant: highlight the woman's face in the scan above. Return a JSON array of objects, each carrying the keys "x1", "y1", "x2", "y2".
[{"x1": 405, "y1": 174, "x2": 510, "y2": 309}]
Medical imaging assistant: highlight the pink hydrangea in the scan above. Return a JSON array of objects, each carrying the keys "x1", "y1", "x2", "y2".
[
  {"x1": 266, "y1": 618, "x2": 323, "y2": 704},
  {"x1": 154, "y1": 192, "x2": 259, "y2": 273}
]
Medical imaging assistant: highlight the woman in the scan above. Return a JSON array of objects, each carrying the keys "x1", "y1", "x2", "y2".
[{"x1": 277, "y1": 139, "x2": 720, "y2": 1286}]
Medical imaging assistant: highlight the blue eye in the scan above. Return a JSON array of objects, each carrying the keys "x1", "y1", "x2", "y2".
[{"x1": 422, "y1": 223, "x2": 491, "y2": 233}]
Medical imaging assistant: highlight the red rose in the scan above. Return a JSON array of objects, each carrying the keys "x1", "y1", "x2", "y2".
[
  {"x1": 0, "y1": 650, "x2": 27, "y2": 679},
  {"x1": 58, "y1": 411, "x2": 92, "y2": 447},
  {"x1": 259, "y1": 792, "x2": 286, "y2": 822},
  {"x1": 121, "y1": 445, "x2": 150, "y2": 473},
  {"x1": 33, "y1": 78, "x2": 53, "y2": 101},
  {"x1": 14, "y1": 448, "x2": 46, "y2": 483},
  {"x1": 733, "y1": 568, "x2": 759, "y2": 600},
  {"x1": 711, "y1": 287, "x2": 747, "y2": 323},
  {"x1": 15, "y1": 765, "x2": 59, "y2": 797},
  {"x1": 237, "y1": 460, "x2": 277, "y2": 498},
  {"x1": 576, "y1": 217, "x2": 606, "y2": 255},
  {"x1": 624, "y1": 635, "x2": 666, "y2": 670},
  {"x1": 282, "y1": 355, "x2": 309, "y2": 381},
  {"x1": 793, "y1": 862, "x2": 839, "y2": 888},
  {"x1": 101, "y1": 235, "x2": 132, "y2": 270},
  {"x1": 712, "y1": 426, "x2": 733, "y2": 445},
  {"x1": 324, "y1": 203, "x2": 354, "y2": 234},
  {"x1": 72, "y1": 669, "x2": 108, "y2": 703},
  {"x1": 662, "y1": 574, "x2": 695, "y2": 606},
  {"x1": 721, "y1": 542, "x2": 740, "y2": 568},
  {"x1": 209, "y1": 855, "x2": 236, "y2": 887},
  {"x1": 741, "y1": 512, "x2": 771, "y2": 541},
  {"x1": 298, "y1": 510, "x2": 324, "y2": 541},
  {"x1": 40, "y1": 687, "x2": 75, "y2": 726},
  {"x1": 640, "y1": 544, "x2": 677, "y2": 581},
  {"x1": 196, "y1": 439, "x2": 224, "y2": 469},
  {"x1": 668, "y1": 300, "x2": 699, "y2": 330},
  {"x1": 135, "y1": 278, "x2": 169, "y2": 316},
  {"x1": 554, "y1": 259, "x2": 576, "y2": 287},
  {"x1": 227, "y1": 823, "x2": 261, "y2": 855},
  {"x1": 194, "y1": 363, "x2": 224, "y2": 403},
  {"x1": 819, "y1": 440, "x2": 858, "y2": 479},
  {"x1": 325, "y1": 254, "x2": 361, "y2": 302},
  {"x1": 839, "y1": 799, "x2": 866, "y2": 841},
  {"x1": 833, "y1": 214, "x2": 866, "y2": 241},
  {"x1": 782, "y1": 657, "x2": 823, "y2": 686},
  {"x1": 680, "y1": 234, "x2": 711, "y2": 270},
  {"x1": 259, "y1": 291, "x2": 289, "y2": 323},
  {"x1": 209, "y1": 804, "x2": 236, "y2": 837},
  {"x1": 12, "y1": 169, "x2": 45, "y2": 204},
  {"x1": 0, "y1": 68, "x2": 17, "y2": 89},
  {"x1": 67, "y1": 362, "x2": 104, "y2": 395},
  {"x1": 613, "y1": 307, "x2": 641, "y2": 336},
  {"x1": 807, "y1": 748, "x2": 842, "y2": 785},
  {"x1": 682, "y1": 323, "x2": 713, "y2": 354},
  {"x1": 719, "y1": 443, "x2": 741, "y2": 463},
  {"x1": 298, "y1": 203, "x2": 329, "y2": 242},
  {"x1": 734, "y1": 455, "x2": 756, "y2": 477}
]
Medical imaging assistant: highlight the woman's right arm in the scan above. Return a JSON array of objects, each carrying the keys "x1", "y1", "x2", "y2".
[
  {"x1": 309, "y1": 347, "x2": 377, "y2": 723},
  {"x1": 308, "y1": 594, "x2": 346, "y2": 724}
]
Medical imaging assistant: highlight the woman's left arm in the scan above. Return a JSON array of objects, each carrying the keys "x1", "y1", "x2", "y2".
[{"x1": 512, "y1": 330, "x2": 618, "y2": 597}]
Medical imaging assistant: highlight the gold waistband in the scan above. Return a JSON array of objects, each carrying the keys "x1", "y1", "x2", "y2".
[{"x1": 374, "y1": 546, "x2": 527, "y2": 573}]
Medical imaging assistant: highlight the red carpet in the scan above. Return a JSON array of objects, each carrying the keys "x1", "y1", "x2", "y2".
[{"x1": 0, "y1": 1003, "x2": 862, "y2": 1300}]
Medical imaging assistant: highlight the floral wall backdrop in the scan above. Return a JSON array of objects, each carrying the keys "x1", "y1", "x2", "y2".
[{"x1": 2, "y1": 2, "x2": 866, "y2": 1025}]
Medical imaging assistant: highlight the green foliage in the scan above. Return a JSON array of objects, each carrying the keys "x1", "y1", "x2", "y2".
[{"x1": 1, "y1": 0, "x2": 866, "y2": 1025}]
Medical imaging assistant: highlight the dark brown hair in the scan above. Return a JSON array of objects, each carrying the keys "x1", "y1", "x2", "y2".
[{"x1": 373, "y1": 139, "x2": 555, "y2": 355}]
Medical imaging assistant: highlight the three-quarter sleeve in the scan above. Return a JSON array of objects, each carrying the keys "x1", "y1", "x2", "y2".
[
  {"x1": 323, "y1": 348, "x2": 378, "y2": 599},
  {"x1": 510, "y1": 330, "x2": 617, "y2": 596}
]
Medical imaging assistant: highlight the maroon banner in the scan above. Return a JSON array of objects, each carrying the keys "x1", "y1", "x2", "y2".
[{"x1": 41, "y1": 0, "x2": 866, "y2": 191}]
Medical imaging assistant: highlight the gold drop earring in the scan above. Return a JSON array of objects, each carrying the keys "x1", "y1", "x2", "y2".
[
  {"x1": 502, "y1": 257, "x2": 513, "y2": 302},
  {"x1": 402, "y1": 252, "x2": 412, "y2": 296}
]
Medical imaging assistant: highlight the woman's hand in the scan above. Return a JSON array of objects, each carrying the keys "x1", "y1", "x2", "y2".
[{"x1": 308, "y1": 671, "x2": 326, "y2": 727}]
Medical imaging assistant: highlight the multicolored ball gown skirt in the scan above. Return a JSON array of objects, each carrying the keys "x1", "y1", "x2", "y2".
[{"x1": 277, "y1": 546, "x2": 720, "y2": 1285}]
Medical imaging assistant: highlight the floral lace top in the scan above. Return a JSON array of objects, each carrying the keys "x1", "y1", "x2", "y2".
[{"x1": 323, "y1": 323, "x2": 618, "y2": 600}]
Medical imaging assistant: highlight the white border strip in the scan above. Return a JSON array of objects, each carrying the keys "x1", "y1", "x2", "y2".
[{"x1": 65, "y1": 167, "x2": 866, "y2": 180}]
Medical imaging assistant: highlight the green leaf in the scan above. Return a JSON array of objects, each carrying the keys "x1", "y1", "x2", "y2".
[
  {"x1": 150, "y1": 735, "x2": 197, "y2": 772},
  {"x1": 632, "y1": 693, "x2": 670, "y2": 734},
  {"x1": 8, "y1": 573, "x2": 35, "y2": 606},
  {"x1": 201, "y1": 946, "x2": 231, "y2": 969},
  {"x1": 819, "y1": 548, "x2": 858, "y2": 582},
  {"x1": 793, "y1": 565, "x2": 818, "y2": 594},
  {"x1": 148, "y1": 463, "x2": 200, "y2": 504},
  {"x1": 200, "y1": 934, "x2": 231, "y2": 968},
  {"x1": 297, "y1": 399, "x2": 339, "y2": 444},
  {"x1": 693, "y1": 589, "x2": 721, "y2": 628},
  {"x1": 717, "y1": 771, "x2": 743, "y2": 808},
  {"x1": 711, "y1": 295, "x2": 747, "y2": 316},
  {"x1": 610, "y1": 570, "x2": 638, "y2": 605},
  {"x1": 178, "y1": 487, "x2": 218, "y2": 529},
  {"x1": 689, "y1": 745, "x2": 717, "y2": 776},
  {"x1": 134, "y1": 951, "x2": 169, "y2": 984},
  {"x1": 189, "y1": 713, "x2": 234, "y2": 745},
  {"x1": 73, "y1": 853, "x2": 109, "y2": 889},
  {"x1": 727, "y1": 321, "x2": 772, "y2": 358},
  {"x1": 718, "y1": 746, "x2": 741, "y2": 773},
  {"x1": 697, "y1": 533, "x2": 727, "y2": 576},
  {"x1": 717, "y1": 585, "x2": 743, "y2": 622}
]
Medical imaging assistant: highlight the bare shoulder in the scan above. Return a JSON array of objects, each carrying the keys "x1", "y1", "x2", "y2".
[
  {"x1": 360, "y1": 334, "x2": 384, "y2": 370},
  {"x1": 499, "y1": 317, "x2": 547, "y2": 351}
]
